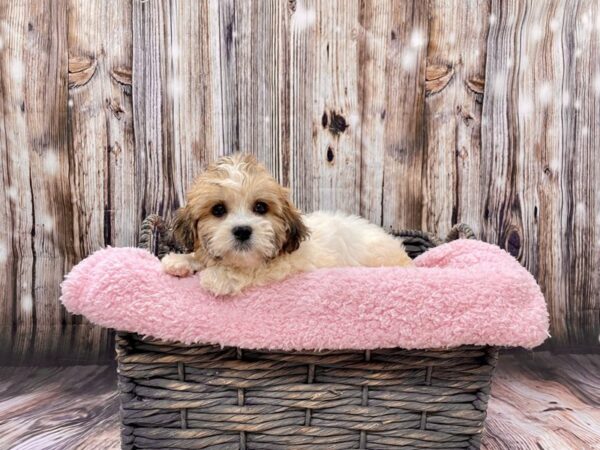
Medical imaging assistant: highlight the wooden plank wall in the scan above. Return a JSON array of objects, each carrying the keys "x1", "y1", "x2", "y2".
[{"x1": 0, "y1": 0, "x2": 598, "y2": 363}]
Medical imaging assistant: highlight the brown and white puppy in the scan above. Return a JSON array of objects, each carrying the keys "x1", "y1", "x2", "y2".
[{"x1": 162, "y1": 154, "x2": 413, "y2": 295}]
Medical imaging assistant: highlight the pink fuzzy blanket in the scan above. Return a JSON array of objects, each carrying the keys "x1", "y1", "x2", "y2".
[{"x1": 60, "y1": 239, "x2": 549, "y2": 350}]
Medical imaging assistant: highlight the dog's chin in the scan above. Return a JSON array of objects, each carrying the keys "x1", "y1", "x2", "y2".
[{"x1": 218, "y1": 245, "x2": 269, "y2": 269}]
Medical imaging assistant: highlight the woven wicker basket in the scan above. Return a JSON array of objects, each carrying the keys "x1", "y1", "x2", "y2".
[{"x1": 116, "y1": 215, "x2": 498, "y2": 450}]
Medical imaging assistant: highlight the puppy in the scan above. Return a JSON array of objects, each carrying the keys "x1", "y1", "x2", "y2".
[{"x1": 162, "y1": 154, "x2": 413, "y2": 295}]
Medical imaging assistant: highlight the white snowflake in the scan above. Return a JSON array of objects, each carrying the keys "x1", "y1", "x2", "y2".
[
  {"x1": 10, "y1": 58, "x2": 24, "y2": 82},
  {"x1": 43, "y1": 151, "x2": 59, "y2": 175},
  {"x1": 575, "y1": 202, "x2": 587, "y2": 222},
  {"x1": 21, "y1": 294, "x2": 33, "y2": 313},
  {"x1": 264, "y1": 116, "x2": 270, "y2": 124},
  {"x1": 39, "y1": 213, "x2": 54, "y2": 232},
  {"x1": 518, "y1": 95, "x2": 533, "y2": 116},
  {"x1": 410, "y1": 29, "x2": 425, "y2": 48},
  {"x1": 67, "y1": 99, "x2": 74, "y2": 108},
  {"x1": 562, "y1": 91, "x2": 570, "y2": 107},
  {"x1": 0, "y1": 241, "x2": 7, "y2": 264},
  {"x1": 492, "y1": 72, "x2": 506, "y2": 96},
  {"x1": 530, "y1": 24, "x2": 544, "y2": 42},
  {"x1": 168, "y1": 78, "x2": 183, "y2": 98},
  {"x1": 574, "y1": 47, "x2": 582, "y2": 58},
  {"x1": 548, "y1": 158, "x2": 560, "y2": 172},
  {"x1": 292, "y1": 2, "x2": 316, "y2": 31},
  {"x1": 171, "y1": 43, "x2": 181, "y2": 58},
  {"x1": 348, "y1": 112, "x2": 360, "y2": 128},
  {"x1": 581, "y1": 126, "x2": 589, "y2": 136},
  {"x1": 448, "y1": 32, "x2": 456, "y2": 45},
  {"x1": 537, "y1": 82, "x2": 553, "y2": 105},
  {"x1": 574, "y1": 99, "x2": 582, "y2": 110},
  {"x1": 506, "y1": 57, "x2": 513, "y2": 68},
  {"x1": 581, "y1": 11, "x2": 593, "y2": 32},
  {"x1": 6, "y1": 185, "x2": 18, "y2": 200},
  {"x1": 549, "y1": 18, "x2": 561, "y2": 32},
  {"x1": 401, "y1": 49, "x2": 417, "y2": 71},
  {"x1": 489, "y1": 14, "x2": 497, "y2": 25},
  {"x1": 593, "y1": 73, "x2": 600, "y2": 96}
]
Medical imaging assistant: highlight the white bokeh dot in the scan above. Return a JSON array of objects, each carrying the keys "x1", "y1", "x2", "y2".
[
  {"x1": 410, "y1": 29, "x2": 425, "y2": 48},
  {"x1": 21, "y1": 294, "x2": 33, "y2": 314},
  {"x1": 10, "y1": 59, "x2": 24, "y2": 82},
  {"x1": 538, "y1": 82, "x2": 552, "y2": 105},
  {"x1": 292, "y1": 2, "x2": 316, "y2": 31},
  {"x1": 7, "y1": 185, "x2": 18, "y2": 201},
  {"x1": 518, "y1": 96, "x2": 533, "y2": 116},
  {"x1": 530, "y1": 24, "x2": 543, "y2": 42},
  {"x1": 168, "y1": 78, "x2": 183, "y2": 98},
  {"x1": 39, "y1": 213, "x2": 54, "y2": 232},
  {"x1": 43, "y1": 151, "x2": 59, "y2": 175},
  {"x1": 0, "y1": 241, "x2": 7, "y2": 264}
]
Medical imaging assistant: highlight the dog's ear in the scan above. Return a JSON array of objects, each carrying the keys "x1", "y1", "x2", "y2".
[
  {"x1": 172, "y1": 206, "x2": 197, "y2": 252},
  {"x1": 280, "y1": 199, "x2": 308, "y2": 254}
]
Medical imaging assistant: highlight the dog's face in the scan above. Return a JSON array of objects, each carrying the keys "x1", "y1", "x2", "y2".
[{"x1": 174, "y1": 154, "x2": 308, "y2": 268}]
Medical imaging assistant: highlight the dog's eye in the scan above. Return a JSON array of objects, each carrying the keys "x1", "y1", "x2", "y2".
[
  {"x1": 253, "y1": 201, "x2": 268, "y2": 215},
  {"x1": 211, "y1": 203, "x2": 227, "y2": 217}
]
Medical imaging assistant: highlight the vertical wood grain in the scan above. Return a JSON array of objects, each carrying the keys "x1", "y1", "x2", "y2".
[
  {"x1": 0, "y1": 0, "x2": 70, "y2": 363},
  {"x1": 214, "y1": 0, "x2": 291, "y2": 182},
  {"x1": 289, "y1": 0, "x2": 362, "y2": 214},
  {"x1": 132, "y1": 0, "x2": 183, "y2": 219},
  {"x1": 380, "y1": 0, "x2": 427, "y2": 231},
  {"x1": 67, "y1": 0, "x2": 133, "y2": 362},
  {"x1": 482, "y1": 0, "x2": 600, "y2": 347},
  {"x1": 423, "y1": 0, "x2": 490, "y2": 237}
]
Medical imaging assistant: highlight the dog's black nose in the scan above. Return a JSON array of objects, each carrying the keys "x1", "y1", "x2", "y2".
[{"x1": 232, "y1": 226, "x2": 253, "y2": 242}]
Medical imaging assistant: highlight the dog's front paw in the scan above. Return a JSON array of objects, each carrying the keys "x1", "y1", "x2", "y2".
[
  {"x1": 162, "y1": 253, "x2": 194, "y2": 277},
  {"x1": 200, "y1": 267, "x2": 245, "y2": 296}
]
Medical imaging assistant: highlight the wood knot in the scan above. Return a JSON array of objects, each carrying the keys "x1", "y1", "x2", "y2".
[
  {"x1": 326, "y1": 147, "x2": 334, "y2": 163},
  {"x1": 68, "y1": 56, "x2": 97, "y2": 88},
  {"x1": 425, "y1": 64, "x2": 454, "y2": 96},
  {"x1": 106, "y1": 98, "x2": 125, "y2": 120},
  {"x1": 328, "y1": 112, "x2": 348, "y2": 135},
  {"x1": 466, "y1": 76, "x2": 485, "y2": 104},
  {"x1": 111, "y1": 67, "x2": 132, "y2": 95},
  {"x1": 505, "y1": 229, "x2": 522, "y2": 258},
  {"x1": 466, "y1": 76, "x2": 485, "y2": 94}
]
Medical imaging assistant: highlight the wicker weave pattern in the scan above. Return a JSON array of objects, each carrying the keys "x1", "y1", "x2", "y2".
[{"x1": 116, "y1": 217, "x2": 498, "y2": 449}]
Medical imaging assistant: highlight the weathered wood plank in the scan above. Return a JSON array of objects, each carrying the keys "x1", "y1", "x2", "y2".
[
  {"x1": 66, "y1": 0, "x2": 134, "y2": 362},
  {"x1": 423, "y1": 0, "x2": 490, "y2": 237},
  {"x1": 132, "y1": 0, "x2": 178, "y2": 219},
  {"x1": 380, "y1": 0, "x2": 428, "y2": 231},
  {"x1": 482, "y1": 0, "x2": 600, "y2": 347},
  {"x1": 0, "y1": 0, "x2": 71, "y2": 363},
  {"x1": 356, "y1": 0, "x2": 392, "y2": 224},
  {"x1": 214, "y1": 0, "x2": 291, "y2": 182},
  {"x1": 289, "y1": 0, "x2": 363, "y2": 214}
]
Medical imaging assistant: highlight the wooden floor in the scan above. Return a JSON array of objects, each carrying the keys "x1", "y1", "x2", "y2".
[{"x1": 1, "y1": 352, "x2": 599, "y2": 450}]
